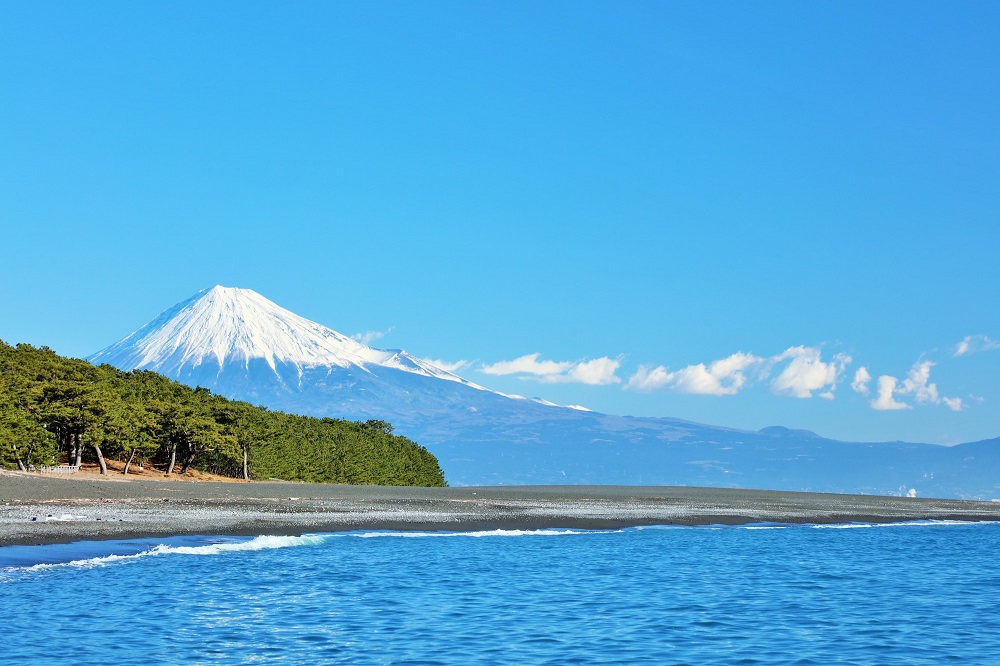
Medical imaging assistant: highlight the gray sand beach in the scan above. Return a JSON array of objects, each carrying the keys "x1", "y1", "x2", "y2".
[{"x1": 2, "y1": 470, "x2": 999, "y2": 547}]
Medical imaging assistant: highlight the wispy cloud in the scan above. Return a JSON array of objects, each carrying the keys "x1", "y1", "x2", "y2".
[
  {"x1": 423, "y1": 358, "x2": 472, "y2": 373},
  {"x1": 870, "y1": 360, "x2": 963, "y2": 411},
  {"x1": 900, "y1": 360, "x2": 940, "y2": 404},
  {"x1": 872, "y1": 375, "x2": 910, "y2": 411},
  {"x1": 626, "y1": 346, "x2": 848, "y2": 398},
  {"x1": 352, "y1": 327, "x2": 394, "y2": 346},
  {"x1": 481, "y1": 354, "x2": 572, "y2": 378},
  {"x1": 769, "y1": 346, "x2": 851, "y2": 399},
  {"x1": 481, "y1": 353, "x2": 622, "y2": 385},
  {"x1": 954, "y1": 334, "x2": 1000, "y2": 357},
  {"x1": 566, "y1": 357, "x2": 623, "y2": 385},
  {"x1": 851, "y1": 366, "x2": 872, "y2": 396},
  {"x1": 625, "y1": 352, "x2": 763, "y2": 395},
  {"x1": 942, "y1": 397, "x2": 964, "y2": 411},
  {"x1": 483, "y1": 342, "x2": 969, "y2": 414}
]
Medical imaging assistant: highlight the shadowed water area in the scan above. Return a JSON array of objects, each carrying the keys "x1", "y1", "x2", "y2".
[{"x1": 3, "y1": 522, "x2": 999, "y2": 664}]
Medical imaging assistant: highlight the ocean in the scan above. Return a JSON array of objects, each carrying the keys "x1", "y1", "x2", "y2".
[{"x1": 3, "y1": 522, "x2": 999, "y2": 665}]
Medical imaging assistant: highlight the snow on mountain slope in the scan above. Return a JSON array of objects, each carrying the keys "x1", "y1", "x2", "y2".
[
  {"x1": 89, "y1": 285, "x2": 486, "y2": 390},
  {"x1": 85, "y1": 286, "x2": 1000, "y2": 498}
]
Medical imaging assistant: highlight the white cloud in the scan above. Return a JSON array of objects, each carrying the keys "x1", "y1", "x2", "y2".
[
  {"x1": 942, "y1": 396, "x2": 965, "y2": 412},
  {"x1": 424, "y1": 358, "x2": 472, "y2": 373},
  {"x1": 481, "y1": 353, "x2": 621, "y2": 385},
  {"x1": 872, "y1": 375, "x2": 910, "y2": 411},
  {"x1": 869, "y1": 360, "x2": 962, "y2": 411},
  {"x1": 482, "y1": 353, "x2": 572, "y2": 378},
  {"x1": 624, "y1": 345, "x2": 968, "y2": 413},
  {"x1": 566, "y1": 357, "x2": 623, "y2": 385},
  {"x1": 626, "y1": 346, "x2": 851, "y2": 398},
  {"x1": 954, "y1": 334, "x2": 1000, "y2": 357},
  {"x1": 851, "y1": 367, "x2": 872, "y2": 395},
  {"x1": 625, "y1": 365, "x2": 674, "y2": 392},
  {"x1": 899, "y1": 360, "x2": 939, "y2": 404},
  {"x1": 352, "y1": 327, "x2": 393, "y2": 346},
  {"x1": 625, "y1": 352, "x2": 763, "y2": 396},
  {"x1": 769, "y1": 346, "x2": 851, "y2": 399}
]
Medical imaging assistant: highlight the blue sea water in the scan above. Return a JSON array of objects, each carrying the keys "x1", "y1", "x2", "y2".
[{"x1": 2, "y1": 522, "x2": 1000, "y2": 665}]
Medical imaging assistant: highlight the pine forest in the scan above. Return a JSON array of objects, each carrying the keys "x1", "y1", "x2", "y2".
[{"x1": 0, "y1": 341, "x2": 446, "y2": 487}]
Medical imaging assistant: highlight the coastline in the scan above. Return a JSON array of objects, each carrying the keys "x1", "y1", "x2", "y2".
[{"x1": 2, "y1": 470, "x2": 999, "y2": 547}]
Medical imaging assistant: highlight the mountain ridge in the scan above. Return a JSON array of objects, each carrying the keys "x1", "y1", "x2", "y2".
[
  {"x1": 88, "y1": 286, "x2": 1000, "y2": 499},
  {"x1": 90, "y1": 285, "x2": 488, "y2": 391}
]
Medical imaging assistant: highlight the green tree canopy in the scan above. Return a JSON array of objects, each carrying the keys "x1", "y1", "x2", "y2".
[{"x1": 0, "y1": 340, "x2": 445, "y2": 486}]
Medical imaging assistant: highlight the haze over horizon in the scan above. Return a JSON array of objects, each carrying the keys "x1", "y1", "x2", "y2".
[{"x1": 2, "y1": 2, "x2": 998, "y2": 446}]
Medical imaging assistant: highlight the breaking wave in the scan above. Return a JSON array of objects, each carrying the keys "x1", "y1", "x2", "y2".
[
  {"x1": 2, "y1": 530, "x2": 610, "y2": 577},
  {"x1": 4, "y1": 534, "x2": 328, "y2": 575},
  {"x1": 810, "y1": 519, "x2": 1000, "y2": 529},
  {"x1": 349, "y1": 528, "x2": 612, "y2": 539}
]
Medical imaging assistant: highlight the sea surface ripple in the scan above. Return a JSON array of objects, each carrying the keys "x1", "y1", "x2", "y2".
[{"x1": 2, "y1": 522, "x2": 999, "y2": 664}]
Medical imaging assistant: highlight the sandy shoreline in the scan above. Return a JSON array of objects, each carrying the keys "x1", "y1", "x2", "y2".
[{"x1": 2, "y1": 470, "x2": 999, "y2": 547}]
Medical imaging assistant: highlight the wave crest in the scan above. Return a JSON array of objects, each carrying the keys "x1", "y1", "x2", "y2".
[{"x1": 5, "y1": 534, "x2": 328, "y2": 575}]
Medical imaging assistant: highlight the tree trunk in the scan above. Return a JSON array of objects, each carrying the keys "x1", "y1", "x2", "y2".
[
  {"x1": 123, "y1": 448, "x2": 137, "y2": 475},
  {"x1": 11, "y1": 442, "x2": 27, "y2": 472},
  {"x1": 59, "y1": 432, "x2": 70, "y2": 465},
  {"x1": 165, "y1": 441, "x2": 178, "y2": 476},
  {"x1": 72, "y1": 432, "x2": 83, "y2": 467},
  {"x1": 179, "y1": 450, "x2": 196, "y2": 475},
  {"x1": 242, "y1": 444, "x2": 250, "y2": 482},
  {"x1": 93, "y1": 443, "x2": 108, "y2": 475}
]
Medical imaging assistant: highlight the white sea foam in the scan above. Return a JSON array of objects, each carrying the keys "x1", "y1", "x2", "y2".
[
  {"x1": 147, "y1": 534, "x2": 328, "y2": 555},
  {"x1": 874, "y1": 519, "x2": 1000, "y2": 527},
  {"x1": 811, "y1": 519, "x2": 1000, "y2": 529},
  {"x1": 350, "y1": 528, "x2": 606, "y2": 539},
  {"x1": 16, "y1": 551, "x2": 152, "y2": 573},
  {"x1": 647, "y1": 520, "x2": 1000, "y2": 531},
  {"x1": 7, "y1": 534, "x2": 328, "y2": 575}
]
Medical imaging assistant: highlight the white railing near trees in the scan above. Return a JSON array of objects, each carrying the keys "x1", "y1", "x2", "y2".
[{"x1": 36, "y1": 464, "x2": 80, "y2": 474}]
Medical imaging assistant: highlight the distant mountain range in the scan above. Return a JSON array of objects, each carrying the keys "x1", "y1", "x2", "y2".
[{"x1": 89, "y1": 286, "x2": 1000, "y2": 499}]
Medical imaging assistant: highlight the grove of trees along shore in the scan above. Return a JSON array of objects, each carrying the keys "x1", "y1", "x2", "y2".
[{"x1": 0, "y1": 340, "x2": 446, "y2": 487}]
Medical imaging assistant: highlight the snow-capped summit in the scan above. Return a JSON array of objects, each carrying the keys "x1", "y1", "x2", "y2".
[
  {"x1": 89, "y1": 285, "x2": 477, "y2": 388},
  {"x1": 86, "y1": 285, "x2": 998, "y2": 497}
]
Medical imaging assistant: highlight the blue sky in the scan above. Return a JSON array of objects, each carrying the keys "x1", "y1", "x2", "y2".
[{"x1": 2, "y1": 1, "x2": 998, "y2": 445}]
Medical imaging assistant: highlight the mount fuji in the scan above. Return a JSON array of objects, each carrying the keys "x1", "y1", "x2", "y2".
[{"x1": 89, "y1": 286, "x2": 999, "y2": 498}]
